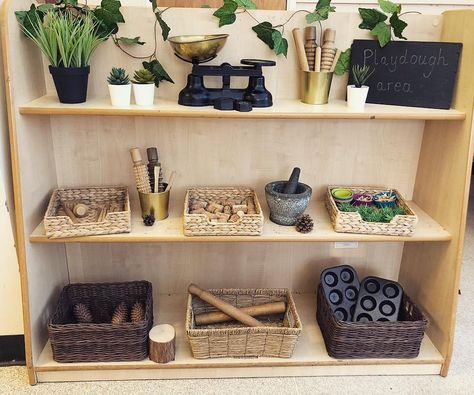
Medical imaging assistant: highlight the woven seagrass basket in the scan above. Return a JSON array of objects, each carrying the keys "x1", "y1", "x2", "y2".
[
  {"x1": 316, "y1": 285, "x2": 427, "y2": 359},
  {"x1": 186, "y1": 288, "x2": 302, "y2": 359},
  {"x1": 48, "y1": 281, "x2": 153, "y2": 363},
  {"x1": 325, "y1": 186, "x2": 418, "y2": 236},
  {"x1": 44, "y1": 186, "x2": 131, "y2": 238},
  {"x1": 183, "y1": 187, "x2": 264, "y2": 236}
]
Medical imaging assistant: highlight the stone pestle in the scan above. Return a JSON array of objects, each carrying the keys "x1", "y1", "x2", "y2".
[{"x1": 283, "y1": 167, "x2": 301, "y2": 194}]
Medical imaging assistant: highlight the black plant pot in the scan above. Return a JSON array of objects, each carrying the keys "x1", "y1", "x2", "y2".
[{"x1": 49, "y1": 65, "x2": 90, "y2": 104}]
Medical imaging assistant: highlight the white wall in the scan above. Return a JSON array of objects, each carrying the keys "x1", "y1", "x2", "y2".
[{"x1": 0, "y1": 0, "x2": 24, "y2": 336}]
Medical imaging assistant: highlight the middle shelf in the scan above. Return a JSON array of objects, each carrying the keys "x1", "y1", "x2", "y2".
[{"x1": 30, "y1": 199, "x2": 451, "y2": 243}]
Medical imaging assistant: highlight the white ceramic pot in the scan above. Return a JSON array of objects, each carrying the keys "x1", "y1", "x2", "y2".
[
  {"x1": 133, "y1": 83, "x2": 155, "y2": 106},
  {"x1": 347, "y1": 85, "x2": 369, "y2": 111},
  {"x1": 108, "y1": 84, "x2": 131, "y2": 107}
]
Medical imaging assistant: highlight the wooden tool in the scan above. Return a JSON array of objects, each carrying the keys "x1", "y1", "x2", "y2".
[
  {"x1": 315, "y1": 46, "x2": 322, "y2": 72},
  {"x1": 97, "y1": 204, "x2": 108, "y2": 222},
  {"x1": 195, "y1": 301, "x2": 286, "y2": 325},
  {"x1": 330, "y1": 49, "x2": 342, "y2": 73},
  {"x1": 304, "y1": 26, "x2": 317, "y2": 71},
  {"x1": 130, "y1": 147, "x2": 152, "y2": 194},
  {"x1": 165, "y1": 171, "x2": 176, "y2": 193},
  {"x1": 188, "y1": 283, "x2": 263, "y2": 327},
  {"x1": 154, "y1": 166, "x2": 160, "y2": 193},
  {"x1": 321, "y1": 29, "x2": 336, "y2": 71},
  {"x1": 149, "y1": 324, "x2": 176, "y2": 364},
  {"x1": 73, "y1": 203, "x2": 88, "y2": 218},
  {"x1": 292, "y1": 28, "x2": 310, "y2": 72},
  {"x1": 63, "y1": 205, "x2": 78, "y2": 224}
]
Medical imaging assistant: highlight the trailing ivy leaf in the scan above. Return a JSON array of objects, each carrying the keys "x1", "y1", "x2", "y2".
[
  {"x1": 116, "y1": 36, "x2": 145, "y2": 45},
  {"x1": 93, "y1": 0, "x2": 125, "y2": 36},
  {"x1": 37, "y1": 4, "x2": 55, "y2": 13},
  {"x1": 155, "y1": 12, "x2": 171, "y2": 41},
  {"x1": 252, "y1": 22, "x2": 275, "y2": 50},
  {"x1": 235, "y1": 0, "x2": 257, "y2": 9},
  {"x1": 389, "y1": 12, "x2": 407, "y2": 40},
  {"x1": 143, "y1": 59, "x2": 174, "y2": 87},
  {"x1": 306, "y1": 0, "x2": 336, "y2": 23},
  {"x1": 15, "y1": 5, "x2": 41, "y2": 38},
  {"x1": 334, "y1": 47, "x2": 351, "y2": 76},
  {"x1": 358, "y1": 8, "x2": 387, "y2": 30},
  {"x1": 271, "y1": 30, "x2": 288, "y2": 57},
  {"x1": 213, "y1": 0, "x2": 238, "y2": 27},
  {"x1": 150, "y1": 0, "x2": 158, "y2": 12},
  {"x1": 378, "y1": 0, "x2": 401, "y2": 14},
  {"x1": 371, "y1": 21, "x2": 391, "y2": 47}
]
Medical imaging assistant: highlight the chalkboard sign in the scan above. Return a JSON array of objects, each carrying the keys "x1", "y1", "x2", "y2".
[{"x1": 349, "y1": 40, "x2": 462, "y2": 109}]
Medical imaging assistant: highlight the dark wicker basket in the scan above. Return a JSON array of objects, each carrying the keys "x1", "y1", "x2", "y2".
[
  {"x1": 48, "y1": 281, "x2": 153, "y2": 363},
  {"x1": 316, "y1": 285, "x2": 428, "y2": 359}
]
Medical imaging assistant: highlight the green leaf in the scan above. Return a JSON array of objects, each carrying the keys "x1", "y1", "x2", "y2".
[
  {"x1": 213, "y1": 0, "x2": 238, "y2": 27},
  {"x1": 116, "y1": 36, "x2": 145, "y2": 45},
  {"x1": 143, "y1": 59, "x2": 174, "y2": 87},
  {"x1": 252, "y1": 22, "x2": 275, "y2": 49},
  {"x1": 358, "y1": 8, "x2": 387, "y2": 30},
  {"x1": 150, "y1": 0, "x2": 158, "y2": 12},
  {"x1": 155, "y1": 12, "x2": 171, "y2": 40},
  {"x1": 306, "y1": 0, "x2": 336, "y2": 23},
  {"x1": 271, "y1": 30, "x2": 288, "y2": 56},
  {"x1": 37, "y1": 4, "x2": 55, "y2": 13},
  {"x1": 93, "y1": 0, "x2": 125, "y2": 36},
  {"x1": 378, "y1": 0, "x2": 401, "y2": 14},
  {"x1": 235, "y1": 0, "x2": 257, "y2": 9},
  {"x1": 389, "y1": 12, "x2": 407, "y2": 40},
  {"x1": 334, "y1": 47, "x2": 351, "y2": 76},
  {"x1": 371, "y1": 21, "x2": 391, "y2": 47},
  {"x1": 15, "y1": 5, "x2": 41, "y2": 38}
]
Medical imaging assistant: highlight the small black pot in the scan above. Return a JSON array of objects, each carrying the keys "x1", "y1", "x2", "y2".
[{"x1": 49, "y1": 65, "x2": 90, "y2": 104}]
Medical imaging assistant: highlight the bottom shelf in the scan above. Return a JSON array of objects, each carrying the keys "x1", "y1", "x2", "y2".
[{"x1": 35, "y1": 294, "x2": 444, "y2": 382}]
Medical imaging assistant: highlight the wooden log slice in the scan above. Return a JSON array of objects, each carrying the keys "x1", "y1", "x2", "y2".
[{"x1": 149, "y1": 324, "x2": 176, "y2": 363}]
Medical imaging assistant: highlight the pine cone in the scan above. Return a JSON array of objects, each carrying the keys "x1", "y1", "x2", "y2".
[
  {"x1": 111, "y1": 302, "x2": 128, "y2": 324},
  {"x1": 295, "y1": 214, "x2": 314, "y2": 233},
  {"x1": 73, "y1": 303, "x2": 93, "y2": 324},
  {"x1": 143, "y1": 214, "x2": 155, "y2": 226},
  {"x1": 130, "y1": 301, "x2": 145, "y2": 323}
]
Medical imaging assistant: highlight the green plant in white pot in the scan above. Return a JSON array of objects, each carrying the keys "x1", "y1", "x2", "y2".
[
  {"x1": 132, "y1": 69, "x2": 156, "y2": 106},
  {"x1": 108, "y1": 67, "x2": 131, "y2": 107},
  {"x1": 347, "y1": 65, "x2": 374, "y2": 111}
]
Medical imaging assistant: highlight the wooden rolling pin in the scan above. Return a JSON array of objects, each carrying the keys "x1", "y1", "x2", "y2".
[
  {"x1": 188, "y1": 283, "x2": 264, "y2": 327},
  {"x1": 292, "y1": 28, "x2": 310, "y2": 72},
  {"x1": 321, "y1": 29, "x2": 336, "y2": 71},
  {"x1": 195, "y1": 301, "x2": 286, "y2": 325}
]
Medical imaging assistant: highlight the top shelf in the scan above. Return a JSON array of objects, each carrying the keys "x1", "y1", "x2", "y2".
[{"x1": 20, "y1": 96, "x2": 466, "y2": 121}]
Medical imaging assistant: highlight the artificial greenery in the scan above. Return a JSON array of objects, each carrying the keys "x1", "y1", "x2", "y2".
[
  {"x1": 108, "y1": 67, "x2": 130, "y2": 85},
  {"x1": 352, "y1": 65, "x2": 374, "y2": 87},
  {"x1": 338, "y1": 202, "x2": 406, "y2": 223},
  {"x1": 132, "y1": 69, "x2": 155, "y2": 84}
]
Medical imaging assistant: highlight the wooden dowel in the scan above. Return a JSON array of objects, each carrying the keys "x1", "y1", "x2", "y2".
[
  {"x1": 63, "y1": 206, "x2": 78, "y2": 224},
  {"x1": 154, "y1": 166, "x2": 160, "y2": 193},
  {"x1": 292, "y1": 28, "x2": 310, "y2": 72},
  {"x1": 330, "y1": 49, "x2": 342, "y2": 72},
  {"x1": 315, "y1": 46, "x2": 322, "y2": 72},
  {"x1": 165, "y1": 171, "x2": 176, "y2": 193},
  {"x1": 195, "y1": 301, "x2": 286, "y2": 325},
  {"x1": 188, "y1": 283, "x2": 263, "y2": 327}
]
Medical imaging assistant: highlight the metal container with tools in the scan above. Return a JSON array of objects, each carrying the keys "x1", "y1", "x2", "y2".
[
  {"x1": 301, "y1": 71, "x2": 334, "y2": 105},
  {"x1": 138, "y1": 184, "x2": 170, "y2": 221}
]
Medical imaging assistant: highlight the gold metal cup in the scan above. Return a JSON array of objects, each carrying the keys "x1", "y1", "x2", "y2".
[
  {"x1": 301, "y1": 71, "x2": 334, "y2": 105},
  {"x1": 138, "y1": 185, "x2": 170, "y2": 221}
]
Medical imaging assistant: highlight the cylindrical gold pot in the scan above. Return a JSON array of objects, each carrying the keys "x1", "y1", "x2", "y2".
[
  {"x1": 138, "y1": 185, "x2": 170, "y2": 221},
  {"x1": 301, "y1": 71, "x2": 334, "y2": 105}
]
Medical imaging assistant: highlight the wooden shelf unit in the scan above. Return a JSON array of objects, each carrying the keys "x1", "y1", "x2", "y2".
[{"x1": 2, "y1": 2, "x2": 473, "y2": 385}]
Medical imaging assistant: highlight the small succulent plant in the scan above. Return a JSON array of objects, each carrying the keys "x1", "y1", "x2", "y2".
[
  {"x1": 107, "y1": 67, "x2": 130, "y2": 85},
  {"x1": 352, "y1": 65, "x2": 374, "y2": 88},
  {"x1": 132, "y1": 69, "x2": 155, "y2": 84}
]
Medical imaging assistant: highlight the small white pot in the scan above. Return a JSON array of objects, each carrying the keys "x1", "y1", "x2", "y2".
[
  {"x1": 108, "y1": 84, "x2": 131, "y2": 107},
  {"x1": 133, "y1": 83, "x2": 155, "y2": 106},
  {"x1": 347, "y1": 85, "x2": 369, "y2": 111}
]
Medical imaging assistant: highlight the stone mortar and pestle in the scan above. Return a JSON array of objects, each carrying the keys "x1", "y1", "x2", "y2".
[{"x1": 265, "y1": 167, "x2": 312, "y2": 226}]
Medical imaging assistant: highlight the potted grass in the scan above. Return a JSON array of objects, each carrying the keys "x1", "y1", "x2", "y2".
[
  {"x1": 108, "y1": 67, "x2": 131, "y2": 107},
  {"x1": 132, "y1": 69, "x2": 156, "y2": 106},
  {"x1": 347, "y1": 65, "x2": 374, "y2": 111}
]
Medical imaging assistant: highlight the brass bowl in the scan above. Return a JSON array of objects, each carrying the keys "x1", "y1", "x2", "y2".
[{"x1": 168, "y1": 34, "x2": 229, "y2": 63}]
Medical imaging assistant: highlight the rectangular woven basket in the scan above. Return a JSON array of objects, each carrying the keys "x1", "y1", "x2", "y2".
[
  {"x1": 316, "y1": 285, "x2": 428, "y2": 359},
  {"x1": 183, "y1": 187, "x2": 264, "y2": 236},
  {"x1": 44, "y1": 186, "x2": 131, "y2": 239},
  {"x1": 325, "y1": 186, "x2": 418, "y2": 236},
  {"x1": 48, "y1": 281, "x2": 153, "y2": 363},
  {"x1": 185, "y1": 288, "x2": 302, "y2": 359}
]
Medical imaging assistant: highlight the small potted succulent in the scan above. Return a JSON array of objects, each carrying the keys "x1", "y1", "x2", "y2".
[
  {"x1": 132, "y1": 69, "x2": 156, "y2": 106},
  {"x1": 108, "y1": 68, "x2": 131, "y2": 107},
  {"x1": 347, "y1": 65, "x2": 374, "y2": 111}
]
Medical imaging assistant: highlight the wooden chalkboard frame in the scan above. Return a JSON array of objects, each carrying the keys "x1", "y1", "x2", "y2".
[{"x1": 349, "y1": 40, "x2": 462, "y2": 109}]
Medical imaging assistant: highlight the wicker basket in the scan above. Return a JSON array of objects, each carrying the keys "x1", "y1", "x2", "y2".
[
  {"x1": 44, "y1": 186, "x2": 131, "y2": 239},
  {"x1": 325, "y1": 186, "x2": 418, "y2": 236},
  {"x1": 183, "y1": 187, "x2": 264, "y2": 236},
  {"x1": 186, "y1": 288, "x2": 302, "y2": 359},
  {"x1": 316, "y1": 285, "x2": 427, "y2": 359},
  {"x1": 48, "y1": 281, "x2": 153, "y2": 363}
]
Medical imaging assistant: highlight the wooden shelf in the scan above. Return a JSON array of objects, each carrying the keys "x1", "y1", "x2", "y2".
[
  {"x1": 30, "y1": 200, "x2": 451, "y2": 243},
  {"x1": 34, "y1": 293, "x2": 443, "y2": 382},
  {"x1": 20, "y1": 96, "x2": 466, "y2": 121}
]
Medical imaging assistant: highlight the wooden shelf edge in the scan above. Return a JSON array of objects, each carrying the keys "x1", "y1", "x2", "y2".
[{"x1": 19, "y1": 96, "x2": 466, "y2": 121}]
